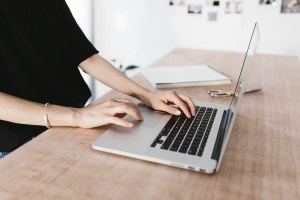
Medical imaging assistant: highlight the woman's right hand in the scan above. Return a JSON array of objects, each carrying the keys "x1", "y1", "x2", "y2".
[{"x1": 74, "y1": 98, "x2": 143, "y2": 128}]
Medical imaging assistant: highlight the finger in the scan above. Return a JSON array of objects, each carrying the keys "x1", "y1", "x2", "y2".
[
  {"x1": 115, "y1": 98, "x2": 133, "y2": 104},
  {"x1": 114, "y1": 99, "x2": 143, "y2": 120},
  {"x1": 165, "y1": 93, "x2": 191, "y2": 118},
  {"x1": 106, "y1": 104, "x2": 143, "y2": 121},
  {"x1": 113, "y1": 99, "x2": 143, "y2": 120},
  {"x1": 105, "y1": 116, "x2": 133, "y2": 127},
  {"x1": 158, "y1": 103, "x2": 182, "y2": 116},
  {"x1": 178, "y1": 94, "x2": 196, "y2": 116},
  {"x1": 103, "y1": 100, "x2": 143, "y2": 120}
]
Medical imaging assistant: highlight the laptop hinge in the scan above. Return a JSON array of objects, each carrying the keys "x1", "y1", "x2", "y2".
[{"x1": 211, "y1": 109, "x2": 230, "y2": 162}]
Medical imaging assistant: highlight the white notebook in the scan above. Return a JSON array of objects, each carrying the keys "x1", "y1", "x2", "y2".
[{"x1": 142, "y1": 65, "x2": 231, "y2": 89}]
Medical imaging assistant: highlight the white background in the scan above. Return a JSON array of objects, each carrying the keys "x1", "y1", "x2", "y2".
[{"x1": 68, "y1": 0, "x2": 300, "y2": 98}]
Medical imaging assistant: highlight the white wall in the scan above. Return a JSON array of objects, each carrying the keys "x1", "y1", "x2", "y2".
[
  {"x1": 167, "y1": 0, "x2": 300, "y2": 56},
  {"x1": 94, "y1": 0, "x2": 177, "y2": 96},
  {"x1": 94, "y1": 0, "x2": 300, "y2": 62},
  {"x1": 92, "y1": 0, "x2": 300, "y2": 97},
  {"x1": 94, "y1": 0, "x2": 176, "y2": 67}
]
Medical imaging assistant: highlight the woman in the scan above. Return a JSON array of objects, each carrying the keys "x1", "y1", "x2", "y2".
[{"x1": 0, "y1": 0, "x2": 195, "y2": 157}]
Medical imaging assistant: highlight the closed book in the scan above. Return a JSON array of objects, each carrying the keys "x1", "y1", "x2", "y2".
[{"x1": 142, "y1": 65, "x2": 231, "y2": 89}]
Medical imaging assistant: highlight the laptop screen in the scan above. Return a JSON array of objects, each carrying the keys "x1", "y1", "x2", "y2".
[
  {"x1": 229, "y1": 22, "x2": 259, "y2": 115},
  {"x1": 216, "y1": 23, "x2": 260, "y2": 169}
]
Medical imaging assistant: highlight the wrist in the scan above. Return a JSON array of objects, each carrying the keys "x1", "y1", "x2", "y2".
[
  {"x1": 46, "y1": 104, "x2": 82, "y2": 127},
  {"x1": 70, "y1": 108, "x2": 82, "y2": 127},
  {"x1": 131, "y1": 87, "x2": 152, "y2": 102}
]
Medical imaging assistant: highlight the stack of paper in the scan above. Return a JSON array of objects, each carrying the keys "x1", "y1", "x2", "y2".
[{"x1": 142, "y1": 65, "x2": 231, "y2": 88}]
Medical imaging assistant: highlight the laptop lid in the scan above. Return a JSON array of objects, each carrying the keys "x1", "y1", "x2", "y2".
[{"x1": 215, "y1": 22, "x2": 260, "y2": 171}]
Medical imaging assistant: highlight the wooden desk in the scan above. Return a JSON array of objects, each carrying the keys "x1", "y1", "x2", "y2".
[{"x1": 0, "y1": 49, "x2": 299, "y2": 200}]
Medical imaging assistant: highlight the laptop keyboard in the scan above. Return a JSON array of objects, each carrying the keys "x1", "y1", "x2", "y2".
[{"x1": 150, "y1": 106, "x2": 217, "y2": 157}]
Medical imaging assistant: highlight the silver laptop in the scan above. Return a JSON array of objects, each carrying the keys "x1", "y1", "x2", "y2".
[{"x1": 93, "y1": 23, "x2": 259, "y2": 174}]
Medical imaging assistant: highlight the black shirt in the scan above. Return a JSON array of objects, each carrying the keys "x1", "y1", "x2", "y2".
[{"x1": 0, "y1": 0, "x2": 99, "y2": 151}]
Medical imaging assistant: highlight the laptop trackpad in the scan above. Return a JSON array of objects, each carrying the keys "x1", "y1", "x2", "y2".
[{"x1": 126, "y1": 110, "x2": 164, "y2": 128}]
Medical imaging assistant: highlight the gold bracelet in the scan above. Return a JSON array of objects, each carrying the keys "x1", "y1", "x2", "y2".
[{"x1": 44, "y1": 103, "x2": 52, "y2": 129}]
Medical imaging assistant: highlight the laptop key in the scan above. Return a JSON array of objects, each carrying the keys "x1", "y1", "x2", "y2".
[
  {"x1": 170, "y1": 145, "x2": 180, "y2": 152},
  {"x1": 157, "y1": 140, "x2": 163, "y2": 144},
  {"x1": 161, "y1": 143, "x2": 171, "y2": 150},
  {"x1": 151, "y1": 142, "x2": 156, "y2": 148},
  {"x1": 197, "y1": 151, "x2": 203, "y2": 157},
  {"x1": 179, "y1": 147, "x2": 188, "y2": 153}
]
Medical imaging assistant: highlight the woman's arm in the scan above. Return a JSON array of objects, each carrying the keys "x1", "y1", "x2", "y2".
[
  {"x1": 0, "y1": 92, "x2": 142, "y2": 128},
  {"x1": 0, "y1": 92, "x2": 77, "y2": 127},
  {"x1": 79, "y1": 54, "x2": 196, "y2": 117}
]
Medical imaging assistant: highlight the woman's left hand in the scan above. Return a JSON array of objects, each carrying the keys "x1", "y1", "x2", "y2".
[{"x1": 141, "y1": 91, "x2": 196, "y2": 118}]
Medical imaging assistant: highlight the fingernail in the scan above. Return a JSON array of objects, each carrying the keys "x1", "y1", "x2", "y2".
[
  {"x1": 128, "y1": 123, "x2": 133, "y2": 127},
  {"x1": 175, "y1": 110, "x2": 181, "y2": 115}
]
